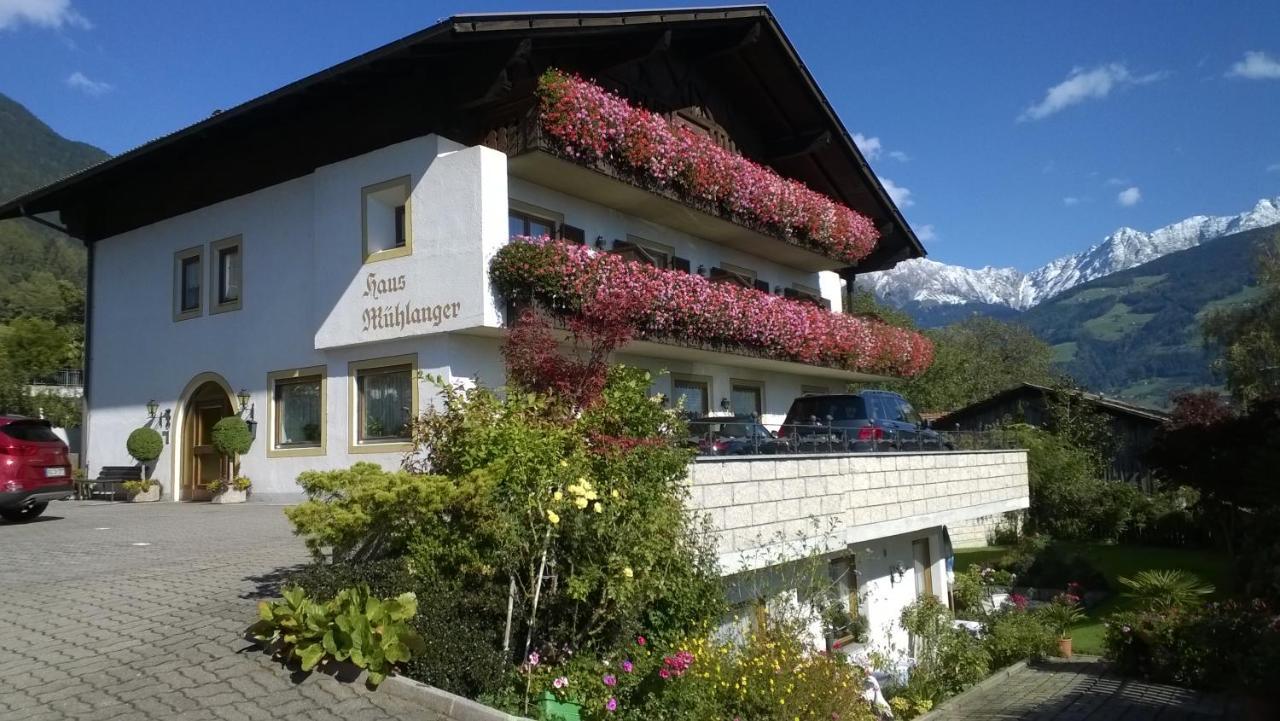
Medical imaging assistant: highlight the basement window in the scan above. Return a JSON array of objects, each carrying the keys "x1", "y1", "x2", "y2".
[{"x1": 362, "y1": 176, "x2": 412, "y2": 263}]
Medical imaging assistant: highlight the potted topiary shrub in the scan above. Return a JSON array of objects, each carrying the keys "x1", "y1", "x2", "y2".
[
  {"x1": 124, "y1": 427, "x2": 164, "y2": 502},
  {"x1": 209, "y1": 417, "x2": 253, "y2": 504}
]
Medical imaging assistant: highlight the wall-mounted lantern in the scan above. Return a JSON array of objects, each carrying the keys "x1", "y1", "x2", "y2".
[
  {"x1": 237, "y1": 388, "x2": 251, "y2": 413},
  {"x1": 146, "y1": 399, "x2": 158, "y2": 419},
  {"x1": 160, "y1": 409, "x2": 172, "y2": 444},
  {"x1": 720, "y1": 397, "x2": 732, "y2": 412},
  {"x1": 890, "y1": 562, "x2": 908, "y2": 585}
]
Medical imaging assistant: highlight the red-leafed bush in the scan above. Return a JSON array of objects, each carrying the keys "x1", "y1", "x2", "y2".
[
  {"x1": 537, "y1": 69, "x2": 882, "y2": 265},
  {"x1": 490, "y1": 237, "x2": 934, "y2": 378}
]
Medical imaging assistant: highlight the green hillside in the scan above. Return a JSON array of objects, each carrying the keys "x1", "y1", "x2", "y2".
[
  {"x1": 1021, "y1": 224, "x2": 1277, "y2": 407},
  {"x1": 0, "y1": 92, "x2": 108, "y2": 315}
]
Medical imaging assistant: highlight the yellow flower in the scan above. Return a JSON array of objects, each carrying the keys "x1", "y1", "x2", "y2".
[
  {"x1": 546, "y1": 510, "x2": 560, "y2": 525},
  {"x1": 574, "y1": 497, "x2": 589, "y2": 510},
  {"x1": 566, "y1": 483, "x2": 582, "y2": 495},
  {"x1": 559, "y1": 460, "x2": 568, "y2": 467},
  {"x1": 610, "y1": 489, "x2": 620, "y2": 498},
  {"x1": 553, "y1": 491, "x2": 563, "y2": 501},
  {"x1": 622, "y1": 567, "x2": 633, "y2": 579},
  {"x1": 593, "y1": 502, "x2": 603, "y2": 513}
]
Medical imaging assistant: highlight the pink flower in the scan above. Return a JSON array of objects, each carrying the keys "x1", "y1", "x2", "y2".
[
  {"x1": 603, "y1": 674, "x2": 616, "y2": 687},
  {"x1": 536, "y1": 69, "x2": 881, "y2": 265},
  {"x1": 606, "y1": 697, "x2": 618, "y2": 712},
  {"x1": 658, "y1": 668, "x2": 670, "y2": 680},
  {"x1": 528, "y1": 651, "x2": 539, "y2": 667},
  {"x1": 622, "y1": 660, "x2": 633, "y2": 673},
  {"x1": 636, "y1": 635, "x2": 646, "y2": 647},
  {"x1": 552, "y1": 676, "x2": 568, "y2": 689}
]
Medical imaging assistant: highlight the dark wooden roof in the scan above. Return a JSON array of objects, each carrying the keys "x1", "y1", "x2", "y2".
[
  {"x1": 0, "y1": 6, "x2": 924, "y2": 272},
  {"x1": 935, "y1": 383, "x2": 1170, "y2": 429}
]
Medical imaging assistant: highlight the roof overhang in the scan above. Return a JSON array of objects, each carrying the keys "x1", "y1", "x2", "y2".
[{"x1": 0, "y1": 5, "x2": 925, "y2": 271}]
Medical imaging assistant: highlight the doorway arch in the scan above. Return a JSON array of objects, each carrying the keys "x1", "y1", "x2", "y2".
[{"x1": 172, "y1": 372, "x2": 236, "y2": 501}]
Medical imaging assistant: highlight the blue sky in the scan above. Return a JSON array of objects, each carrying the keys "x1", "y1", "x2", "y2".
[{"x1": 2, "y1": 0, "x2": 1279, "y2": 270}]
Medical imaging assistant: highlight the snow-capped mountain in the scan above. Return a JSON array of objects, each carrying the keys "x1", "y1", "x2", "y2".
[{"x1": 861, "y1": 196, "x2": 1280, "y2": 311}]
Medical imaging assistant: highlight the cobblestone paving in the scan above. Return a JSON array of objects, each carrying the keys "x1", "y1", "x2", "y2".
[
  {"x1": 929, "y1": 658, "x2": 1248, "y2": 721},
  {"x1": 0, "y1": 501, "x2": 427, "y2": 721}
]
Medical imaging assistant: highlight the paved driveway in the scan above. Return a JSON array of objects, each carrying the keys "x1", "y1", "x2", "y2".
[
  {"x1": 925, "y1": 658, "x2": 1249, "y2": 721},
  {"x1": 0, "y1": 501, "x2": 423, "y2": 721}
]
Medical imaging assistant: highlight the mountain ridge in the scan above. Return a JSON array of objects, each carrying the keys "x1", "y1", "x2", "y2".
[{"x1": 860, "y1": 196, "x2": 1280, "y2": 311}]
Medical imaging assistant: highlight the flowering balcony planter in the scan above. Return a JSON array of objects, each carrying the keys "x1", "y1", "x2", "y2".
[
  {"x1": 485, "y1": 70, "x2": 883, "y2": 272},
  {"x1": 490, "y1": 237, "x2": 933, "y2": 379}
]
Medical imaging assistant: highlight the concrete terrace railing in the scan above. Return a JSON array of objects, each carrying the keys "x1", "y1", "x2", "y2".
[{"x1": 687, "y1": 450, "x2": 1030, "y2": 571}]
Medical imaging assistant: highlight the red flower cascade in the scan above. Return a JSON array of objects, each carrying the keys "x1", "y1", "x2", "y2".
[
  {"x1": 490, "y1": 237, "x2": 934, "y2": 378},
  {"x1": 537, "y1": 69, "x2": 882, "y2": 265}
]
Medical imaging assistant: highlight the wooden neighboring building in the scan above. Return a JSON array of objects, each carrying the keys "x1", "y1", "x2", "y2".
[{"x1": 935, "y1": 383, "x2": 1168, "y2": 480}]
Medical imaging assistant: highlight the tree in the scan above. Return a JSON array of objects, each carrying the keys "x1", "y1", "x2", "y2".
[
  {"x1": 0, "y1": 317, "x2": 73, "y2": 384},
  {"x1": 887, "y1": 316, "x2": 1059, "y2": 411},
  {"x1": 1203, "y1": 235, "x2": 1280, "y2": 407}
]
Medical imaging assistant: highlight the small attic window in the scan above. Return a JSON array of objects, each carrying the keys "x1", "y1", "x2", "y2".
[{"x1": 362, "y1": 176, "x2": 412, "y2": 262}]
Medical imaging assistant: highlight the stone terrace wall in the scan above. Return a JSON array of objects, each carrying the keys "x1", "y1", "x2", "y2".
[{"x1": 686, "y1": 451, "x2": 1029, "y2": 570}]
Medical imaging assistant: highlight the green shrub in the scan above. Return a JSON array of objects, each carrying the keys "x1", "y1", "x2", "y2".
[
  {"x1": 1104, "y1": 600, "x2": 1280, "y2": 695},
  {"x1": 206, "y1": 478, "x2": 227, "y2": 494},
  {"x1": 231, "y1": 476, "x2": 252, "y2": 492},
  {"x1": 899, "y1": 597, "x2": 990, "y2": 704},
  {"x1": 1038, "y1": 595, "x2": 1085, "y2": 639},
  {"x1": 249, "y1": 584, "x2": 426, "y2": 688},
  {"x1": 126, "y1": 427, "x2": 163, "y2": 465},
  {"x1": 121, "y1": 478, "x2": 154, "y2": 495},
  {"x1": 952, "y1": 566, "x2": 984, "y2": 619},
  {"x1": 983, "y1": 608, "x2": 1057, "y2": 668},
  {"x1": 211, "y1": 415, "x2": 252, "y2": 454},
  {"x1": 290, "y1": 559, "x2": 509, "y2": 699},
  {"x1": 998, "y1": 539, "x2": 1108, "y2": 592},
  {"x1": 1117, "y1": 569, "x2": 1214, "y2": 612}
]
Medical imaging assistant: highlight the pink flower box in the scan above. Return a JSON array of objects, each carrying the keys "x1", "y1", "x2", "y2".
[
  {"x1": 490, "y1": 237, "x2": 934, "y2": 378},
  {"x1": 537, "y1": 70, "x2": 882, "y2": 265}
]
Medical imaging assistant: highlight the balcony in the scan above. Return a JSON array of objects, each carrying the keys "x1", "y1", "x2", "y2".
[
  {"x1": 687, "y1": 450, "x2": 1030, "y2": 571},
  {"x1": 485, "y1": 71, "x2": 882, "y2": 273}
]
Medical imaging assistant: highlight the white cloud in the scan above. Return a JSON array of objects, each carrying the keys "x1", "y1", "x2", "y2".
[
  {"x1": 1227, "y1": 51, "x2": 1280, "y2": 80},
  {"x1": 1063, "y1": 197, "x2": 1081, "y2": 207},
  {"x1": 1018, "y1": 63, "x2": 1165, "y2": 121},
  {"x1": 881, "y1": 178, "x2": 913, "y2": 208},
  {"x1": 0, "y1": 0, "x2": 89, "y2": 31},
  {"x1": 915, "y1": 224, "x2": 937, "y2": 242},
  {"x1": 853, "y1": 133, "x2": 882, "y2": 160},
  {"x1": 65, "y1": 71, "x2": 111, "y2": 96},
  {"x1": 1117, "y1": 186, "x2": 1142, "y2": 207},
  {"x1": 1104, "y1": 177, "x2": 1130, "y2": 187},
  {"x1": 888, "y1": 150, "x2": 910, "y2": 162},
  {"x1": 1268, "y1": 163, "x2": 1280, "y2": 173}
]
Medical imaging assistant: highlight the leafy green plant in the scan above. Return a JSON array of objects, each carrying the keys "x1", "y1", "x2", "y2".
[
  {"x1": 211, "y1": 416, "x2": 253, "y2": 478},
  {"x1": 121, "y1": 478, "x2": 154, "y2": 495},
  {"x1": 899, "y1": 596, "x2": 991, "y2": 704},
  {"x1": 1117, "y1": 569, "x2": 1214, "y2": 612},
  {"x1": 206, "y1": 478, "x2": 227, "y2": 494},
  {"x1": 125, "y1": 427, "x2": 163, "y2": 477},
  {"x1": 249, "y1": 585, "x2": 426, "y2": 687},
  {"x1": 232, "y1": 476, "x2": 252, "y2": 492},
  {"x1": 983, "y1": 608, "x2": 1057, "y2": 668},
  {"x1": 1038, "y1": 596, "x2": 1085, "y2": 639}
]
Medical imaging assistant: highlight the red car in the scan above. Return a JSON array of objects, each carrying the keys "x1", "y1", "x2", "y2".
[{"x1": 0, "y1": 416, "x2": 74, "y2": 522}]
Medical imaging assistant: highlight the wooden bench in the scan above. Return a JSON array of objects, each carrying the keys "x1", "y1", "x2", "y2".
[{"x1": 86, "y1": 466, "x2": 142, "y2": 501}]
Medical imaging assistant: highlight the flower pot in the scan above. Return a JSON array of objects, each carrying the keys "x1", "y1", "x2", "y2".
[
  {"x1": 1057, "y1": 637, "x2": 1073, "y2": 659},
  {"x1": 211, "y1": 488, "x2": 247, "y2": 504},
  {"x1": 540, "y1": 691, "x2": 582, "y2": 721},
  {"x1": 128, "y1": 484, "x2": 161, "y2": 503}
]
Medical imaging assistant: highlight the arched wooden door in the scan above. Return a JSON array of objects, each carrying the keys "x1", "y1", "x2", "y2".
[{"x1": 182, "y1": 381, "x2": 234, "y2": 501}]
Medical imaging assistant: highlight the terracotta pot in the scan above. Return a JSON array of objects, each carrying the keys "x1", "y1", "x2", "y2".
[{"x1": 1057, "y1": 637, "x2": 1073, "y2": 659}]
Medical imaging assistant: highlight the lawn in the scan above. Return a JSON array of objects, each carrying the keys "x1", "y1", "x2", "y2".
[{"x1": 954, "y1": 543, "x2": 1230, "y2": 655}]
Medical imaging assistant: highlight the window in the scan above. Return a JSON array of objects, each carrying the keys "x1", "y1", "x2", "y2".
[
  {"x1": 625, "y1": 236, "x2": 674, "y2": 269},
  {"x1": 671, "y1": 374, "x2": 711, "y2": 417},
  {"x1": 362, "y1": 176, "x2": 412, "y2": 262},
  {"x1": 173, "y1": 246, "x2": 202, "y2": 321},
  {"x1": 210, "y1": 235, "x2": 243, "y2": 313},
  {"x1": 785, "y1": 283, "x2": 830, "y2": 309},
  {"x1": 508, "y1": 201, "x2": 562, "y2": 239},
  {"x1": 349, "y1": 355, "x2": 417, "y2": 451},
  {"x1": 828, "y1": 554, "x2": 861, "y2": 644},
  {"x1": 729, "y1": 380, "x2": 763, "y2": 417},
  {"x1": 267, "y1": 366, "x2": 326, "y2": 457}
]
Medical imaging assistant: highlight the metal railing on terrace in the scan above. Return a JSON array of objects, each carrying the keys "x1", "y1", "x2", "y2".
[
  {"x1": 32, "y1": 369, "x2": 84, "y2": 387},
  {"x1": 686, "y1": 419, "x2": 1021, "y2": 459}
]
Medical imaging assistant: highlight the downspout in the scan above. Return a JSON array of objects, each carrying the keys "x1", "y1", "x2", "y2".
[{"x1": 17, "y1": 205, "x2": 91, "y2": 474}]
